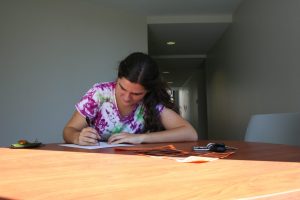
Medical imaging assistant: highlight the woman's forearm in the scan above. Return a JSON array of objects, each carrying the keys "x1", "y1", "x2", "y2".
[
  {"x1": 141, "y1": 124, "x2": 198, "y2": 143},
  {"x1": 63, "y1": 127, "x2": 80, "y2": 144}
]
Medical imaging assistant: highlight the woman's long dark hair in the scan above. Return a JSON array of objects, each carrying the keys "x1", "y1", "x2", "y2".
[{"x1": 118, "y1": 52, "x2": 177, "y2": 132}]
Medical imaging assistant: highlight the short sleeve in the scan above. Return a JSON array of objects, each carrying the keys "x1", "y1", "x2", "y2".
[
  {"x1": 156, "y1": 104, "x2": 164, "y2": 114},
  {"x1": 75, "y1": 84, "x2": 99, "y2": 118}
]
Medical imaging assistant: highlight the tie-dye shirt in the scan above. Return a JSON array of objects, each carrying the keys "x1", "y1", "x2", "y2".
[{"x1": 75, "y1": 81, "x2": 163, "y2": 137}]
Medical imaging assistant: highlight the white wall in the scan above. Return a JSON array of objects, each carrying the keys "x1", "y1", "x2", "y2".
[
  {"x1": 206, "y1": 0, "x2": 300, "y2": 140},
  {"x1": 0, "y1": 0, "x2": 147, "y2": 146}
]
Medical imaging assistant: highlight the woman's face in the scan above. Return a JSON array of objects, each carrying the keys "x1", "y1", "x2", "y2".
[{"x1": 116, "y1": 77, "x2": 147, "y2": 107}]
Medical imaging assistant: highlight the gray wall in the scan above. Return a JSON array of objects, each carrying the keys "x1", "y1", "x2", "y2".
[
  {"x1": 178, "y1": 68, "x2": 207, "y2": 139},
  {"x1": 206, "y1": 0, "x2": 300, "y2": 140},
  {"x1": 0, "y1": 0, "x2": 147, "y2": 146}
]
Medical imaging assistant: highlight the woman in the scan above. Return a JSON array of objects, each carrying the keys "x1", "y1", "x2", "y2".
[{"x1": 63, "y1": 52, "x2": 198, "y2": 145}]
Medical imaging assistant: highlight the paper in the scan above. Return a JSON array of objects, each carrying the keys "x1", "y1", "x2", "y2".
[
  {"x1": 59, "y1": 142, "x2": 133, "y2": 149},
  {"x1": 176, "y1": 156, "x2": 219, "y2": 163}
]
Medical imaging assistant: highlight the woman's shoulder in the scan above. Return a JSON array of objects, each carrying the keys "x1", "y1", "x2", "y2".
[{"x1": 92, "y1": 81, "x2": 116, "y2": 91}]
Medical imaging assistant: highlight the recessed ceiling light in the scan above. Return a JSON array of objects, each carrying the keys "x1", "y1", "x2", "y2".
[
  {"x1": 162, "y1": 71, "x2": 170, "y2": 74},
  {"x1": 166, "y1": 41, "x2": 175, "y2": 45}
]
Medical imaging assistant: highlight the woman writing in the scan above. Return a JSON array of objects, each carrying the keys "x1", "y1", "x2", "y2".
[{"x1": 63, "y1": 52, "x2": 198, "y2": 145}]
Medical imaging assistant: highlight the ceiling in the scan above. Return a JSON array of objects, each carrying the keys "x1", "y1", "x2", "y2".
[{"x1": 93, "y1": 0, "x2": 243, "y2": 87}]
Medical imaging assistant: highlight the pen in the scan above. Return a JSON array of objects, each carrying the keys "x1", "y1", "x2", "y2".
[
  {"x1": 85, "y1": 116, "x2": 100, "y2": 145},
  {"x1": 85, "y1": 116, "x2": 92, "y2": 127}
]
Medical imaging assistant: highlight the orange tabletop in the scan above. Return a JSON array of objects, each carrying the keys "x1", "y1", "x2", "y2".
[{"x1": 1, "y1": 141, "x2": 300, "y2": 200}]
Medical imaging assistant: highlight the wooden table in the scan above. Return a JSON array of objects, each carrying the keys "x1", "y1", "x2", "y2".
[{"x1": 1, "y1": 141, "x2": 300, "y2": 200}]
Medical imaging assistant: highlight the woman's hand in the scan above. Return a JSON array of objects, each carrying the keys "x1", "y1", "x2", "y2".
[
  {"x1": 108, "y1": 132, "x2": 144, "y2": 144},
  {"x1": 77, "y1": 127, "x2": 101, "y2": 146}
]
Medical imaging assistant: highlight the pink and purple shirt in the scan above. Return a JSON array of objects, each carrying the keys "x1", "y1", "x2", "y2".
[{"x1": 75, "y1": 81, "x2": 163, "y2": 136}]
